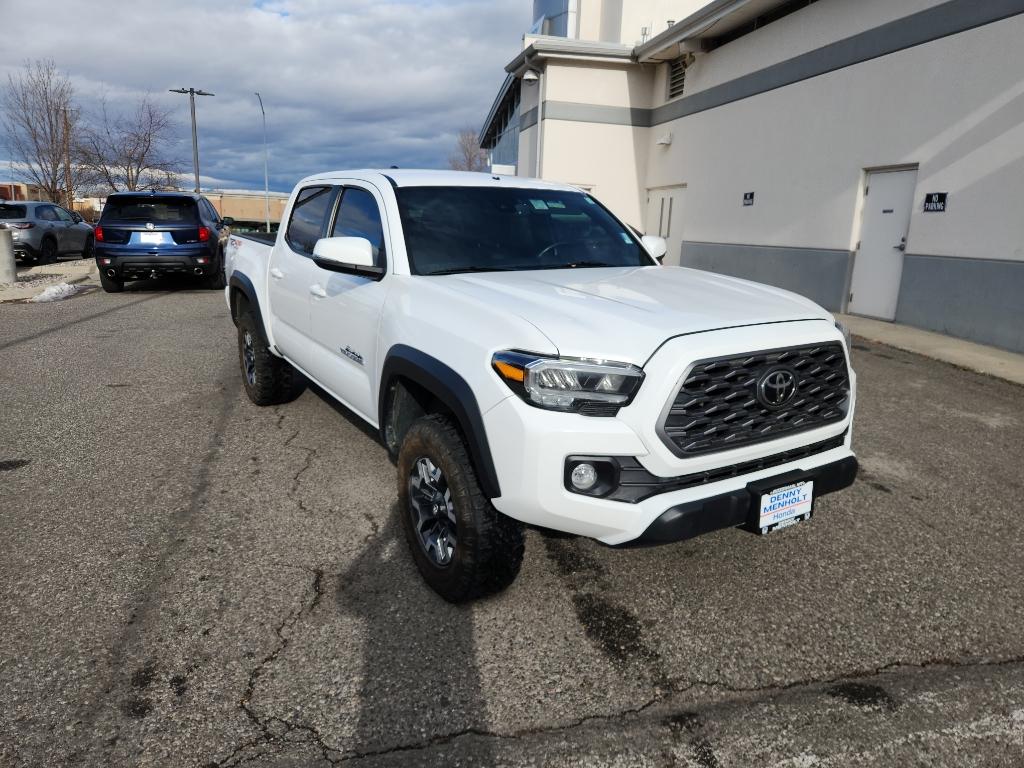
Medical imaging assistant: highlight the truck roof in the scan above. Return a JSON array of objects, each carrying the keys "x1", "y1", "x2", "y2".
[{"x1": 298, "y1": 169, "x2": 580, "y2": 192}]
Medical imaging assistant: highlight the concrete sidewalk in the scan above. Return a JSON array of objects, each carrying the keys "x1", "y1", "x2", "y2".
[
  {"x1": 838, "y1": 313, "x2": 1024, "y2": 387},
  {"x1": 0, "y1": 258, "x2": 97, "y2": 302}
]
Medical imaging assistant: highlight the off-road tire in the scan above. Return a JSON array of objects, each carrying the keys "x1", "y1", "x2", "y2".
[
  {"x1": 236, "y1": 306, "x2": 306, "y2": 406},
  {"x1": 398, "y1": 414, "x2": 525, "y2": 603},
  {"x1": 99, "y1": 270, "x2": 124, "y2": 293}
]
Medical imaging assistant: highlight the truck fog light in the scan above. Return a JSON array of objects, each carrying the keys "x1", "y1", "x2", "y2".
[{"x1": 570, "y1": 463, "x2": 598, "y2": 491}]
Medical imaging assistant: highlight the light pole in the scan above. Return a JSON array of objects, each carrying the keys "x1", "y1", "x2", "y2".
[
  {"x1": 255, "y1": 92, "x2": 271, "y2": 233},
  {"x1": 169, "y1": 87, "x2": 215, "y2": 192}
]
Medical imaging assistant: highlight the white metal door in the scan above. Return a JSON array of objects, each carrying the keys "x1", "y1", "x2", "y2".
[
  {"x1": 849, "y1": 169, "x2": 917, "y2": 320},
  {"x1": 644, "y1": 186, "x2": 685, "y2": 266}
]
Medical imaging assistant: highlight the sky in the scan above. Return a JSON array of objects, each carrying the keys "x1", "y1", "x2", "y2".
[{"x1": 0, "y1": 0, "x2": 531, "y2": 193}]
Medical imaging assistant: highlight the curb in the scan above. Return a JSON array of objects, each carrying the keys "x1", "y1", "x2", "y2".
[{"x1": 0, "y1": 261, "x2": 98, "y2": 303}]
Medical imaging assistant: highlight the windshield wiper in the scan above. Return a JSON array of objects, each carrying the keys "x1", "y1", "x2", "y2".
[
  {"x1": 423, "y1": 266, "x2": 511, "y2": 276},
  {"x1": 532, "y1": 261, "x2": 619, "y2": 270}
]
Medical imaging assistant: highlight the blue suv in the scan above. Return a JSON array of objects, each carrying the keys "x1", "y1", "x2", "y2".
[{"x1": 94, "y1": 191, "x2": 233, "y2": 292}]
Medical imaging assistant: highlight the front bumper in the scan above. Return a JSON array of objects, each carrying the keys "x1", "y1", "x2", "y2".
[
  {"x1": 95, "y1": 247, "x2": 217, "y2": 279},
  {"x1": 617, "y1": 455, "x2": 858, "y2": 547},
  {"x1": 484, "y1": 321, "x2": 858, "y2": 546}
]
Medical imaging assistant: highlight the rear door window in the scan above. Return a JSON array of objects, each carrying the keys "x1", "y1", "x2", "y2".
[
  {"x1": 37, "y1": 206, "x2": 58, "y2": 221},
  {"x1": 286, "y1": 186, "x2": 335, "y2": 256},
  {"x1": 102, "y1": 197, "x2": 198, "y2": 223},
  {"x1": 200, "y1": 198, "x2": 220, "y2": 223},
  {"x1": 331, "y1": 187, "x2": 386, "y2": 266},
  {"x1": 0, "y1": 204, "x2": 26, "y2": 219}
]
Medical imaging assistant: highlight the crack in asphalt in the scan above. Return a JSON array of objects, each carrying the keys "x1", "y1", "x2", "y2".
[
  {"x1": 214, "y1": 567, "x2": 332, "y2": 767},
  {"x1": 325, "y1": 655, "x2": 1024, "y2": 763}
]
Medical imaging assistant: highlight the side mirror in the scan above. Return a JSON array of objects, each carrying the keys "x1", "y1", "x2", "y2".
[
  {"x1": 71, "y1": 212, "x2": 82, "y2": 223},
  {"x1": 221, "y1": 216, "x2": 235, "y2": 227},
  {"x1": 641, "y1": 235, "x2": 668, "y2": 263},
  {"x1": 312, "y1": 236, "x2": 384, "y2": 280}
]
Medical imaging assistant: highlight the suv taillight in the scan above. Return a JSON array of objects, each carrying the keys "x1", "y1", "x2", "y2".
[
  {"x1": 8, "y1": 222, "x2": 33, "y2": 229},
  {"x1": 94, "y1": 225, "x2": 104, "y2": 241},
  {"x1": 198, "y1": 226, "x2": 210, "y2": 242}
]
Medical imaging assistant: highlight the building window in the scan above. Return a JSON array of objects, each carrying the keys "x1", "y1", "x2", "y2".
[
  {"x1": 532, "y1": 0, "x2": 569, "y2": 37},
  {"x1": 667, "y1": 57, "x2": 687, "y2": 100}
]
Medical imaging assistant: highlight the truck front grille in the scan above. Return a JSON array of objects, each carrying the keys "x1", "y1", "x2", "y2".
[{"x1": 659, "y1": 343, "x2": 850, "y2": 456}]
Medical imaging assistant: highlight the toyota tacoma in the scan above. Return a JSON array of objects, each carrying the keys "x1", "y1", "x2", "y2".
[{"x1": 224, "y1": 170, "x2": 858, "y2": 602}]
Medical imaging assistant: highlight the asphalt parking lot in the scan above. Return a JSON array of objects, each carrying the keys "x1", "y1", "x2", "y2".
[{"x1": 2, "y1": 282, "x2": 1023, "y2": 767}]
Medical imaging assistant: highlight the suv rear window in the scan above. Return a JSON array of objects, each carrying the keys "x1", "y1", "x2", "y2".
[
  {"x1": 101, "y1": 197, "x2": 198, "y2": 223},
  {"x1": 0, "y1": 204, "x2": 27, "y2": 219}
]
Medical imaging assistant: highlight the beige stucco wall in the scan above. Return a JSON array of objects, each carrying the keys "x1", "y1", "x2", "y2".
[
  {"x1": 645, "y1": 14, "x2": 1024, "y2": 262},
  {"x1": 206, "y1": 193, "x2": 290, "y2": 223},
  {"x1": 679, "y1": 0, "x2": 946, "y2": 98},
  {"x1": 540, "y1": 119, "x2": 649, "y2": 227},
  {"x1": 544, "y1": 59, "x2": 655, "y2": 108}
]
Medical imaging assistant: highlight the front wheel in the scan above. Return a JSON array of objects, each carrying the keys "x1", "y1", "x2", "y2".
[{"x1": 397, "y1": 415, "x2": 524, "y2": 603}]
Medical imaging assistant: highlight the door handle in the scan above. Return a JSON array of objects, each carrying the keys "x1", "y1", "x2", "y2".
[
  {"x1": 893, "y1": 243, "x2": 906, "y2": 251},
  {"x1": 269, "y1": 268, "x2": 284, "y2": 279},
  {"x1": 309, "y1": 284, "x2": 327, "y2": 298}
]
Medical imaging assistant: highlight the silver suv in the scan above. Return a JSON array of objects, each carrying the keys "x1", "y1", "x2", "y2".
[{"x1": 0, "y1": 201, "x2": 94, "y2": 264}]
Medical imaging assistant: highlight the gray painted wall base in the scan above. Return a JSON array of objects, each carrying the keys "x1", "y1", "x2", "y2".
[
  {"x1": 680, "y1": 241, "x2": 852, "y2": 312},
  {"x1": 896, "y1": 255, "x2": 1024, "y2": 354}
]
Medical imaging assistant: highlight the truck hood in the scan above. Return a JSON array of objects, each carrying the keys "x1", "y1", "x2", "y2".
[{"x1": 441, "y1": 266, "x2": 832, "y2": 363}]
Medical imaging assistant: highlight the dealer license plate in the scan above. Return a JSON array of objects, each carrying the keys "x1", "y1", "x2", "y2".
[
  {"x1": 758, "y1": 481, "x2": 813, "y2": 534},
  {"x1": 140, "y1": 232, "x2": 163, "y2": 244}
]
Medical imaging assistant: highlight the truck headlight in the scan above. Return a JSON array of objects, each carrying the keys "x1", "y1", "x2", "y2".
[{"x1": 492, "y1": 351, "x2": 644, "y2": 414}]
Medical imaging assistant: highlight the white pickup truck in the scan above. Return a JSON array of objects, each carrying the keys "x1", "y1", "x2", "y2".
[{"x1": 225, "y1": 169, "x2": 858, "y2": 602}]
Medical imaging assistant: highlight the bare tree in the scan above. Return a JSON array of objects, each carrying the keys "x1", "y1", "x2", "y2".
[
  {"x1": 447, "y1": 128, "x2": 489, "y2": 172},
  {"x1": 78, "y1": 93, "x2": 181, "y2": 192},
  {"x1": 2, "y1": 59, "x2": 79, "y2": 203}
]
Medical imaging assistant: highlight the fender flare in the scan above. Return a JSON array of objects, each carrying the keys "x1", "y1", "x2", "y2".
[
  {"x1": 228, "y1": 271, "x2": 262, "y2": 327},
  {"x1": 379, "y1": 345, "x2": 501, "y2": 499}
]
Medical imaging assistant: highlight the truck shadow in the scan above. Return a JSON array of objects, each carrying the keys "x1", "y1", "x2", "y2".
[
  {"x1": 306, "y1": 381, "x2": 392, "y2": 455},
  {"x1": 335, "y1": 503, "x2": 494, "y2": 762}
]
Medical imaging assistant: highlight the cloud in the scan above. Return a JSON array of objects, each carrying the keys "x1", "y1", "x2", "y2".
[{"x1": 0, "y1": 0, "x2": 530, "y2": 191}]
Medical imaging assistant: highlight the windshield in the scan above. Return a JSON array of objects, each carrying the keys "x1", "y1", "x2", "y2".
[
  {"x1": 395, "y1": 186, "x2": 651, "y2": 275},
  {"x1": 101, "y1": 196, "x2": 197, "y2": 223},
  {"x1": 0, "y1": 204, "x2": 27, "y2": 219}
]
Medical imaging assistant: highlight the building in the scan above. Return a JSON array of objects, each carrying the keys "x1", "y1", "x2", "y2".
[
  {"x1": 0, "y1": 181, "x2": 44, "y2": 201},
  {"x1": 479, "y1": 0, "x2": 1024, "y2": 353}
]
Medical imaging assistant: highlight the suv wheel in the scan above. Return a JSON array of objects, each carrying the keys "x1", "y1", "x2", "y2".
[
  {"x1": 99, "y1": 269, "x2": 123, "y2": 293},
  {"x1": 38, "y1": 237, "x2": 57, "y2": 265},
  {"x1": 397, "y1": 415, "x2": 524, "y2": 603},
  {"x1": 205, "y1": 268, "x2": 226, "y2": 290},
  {"x1": 81, "y1": 235, "x2": 94, "y2": 260},
  {"x1": 236, "y1": 306, "x2": 306, "y2": 405}
]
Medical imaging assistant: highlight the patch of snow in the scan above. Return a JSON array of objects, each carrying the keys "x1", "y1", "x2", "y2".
[{"x1": 29, "y1": 282, "x2": 87, "y2": 302}]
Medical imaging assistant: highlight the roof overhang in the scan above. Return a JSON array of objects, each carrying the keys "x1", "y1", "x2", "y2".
[
  {"x1": 636, "y1": 0, "x2": 787, "y2": 62},
  {"x1": 506, "y1": 35, "x2": 634, "y2": 76},
  {"x1": 478, "y1": 73, "x2": 518, "y2": 148}
]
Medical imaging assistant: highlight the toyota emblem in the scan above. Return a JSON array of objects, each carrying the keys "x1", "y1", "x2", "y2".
[{"x1": 757, "y1": 368, "x2": 797, "y2": 408}]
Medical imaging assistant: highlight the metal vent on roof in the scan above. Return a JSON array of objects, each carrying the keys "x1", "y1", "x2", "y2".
[{"x1": 667, "y1": 57, "x2": 687, "y2": 100}]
